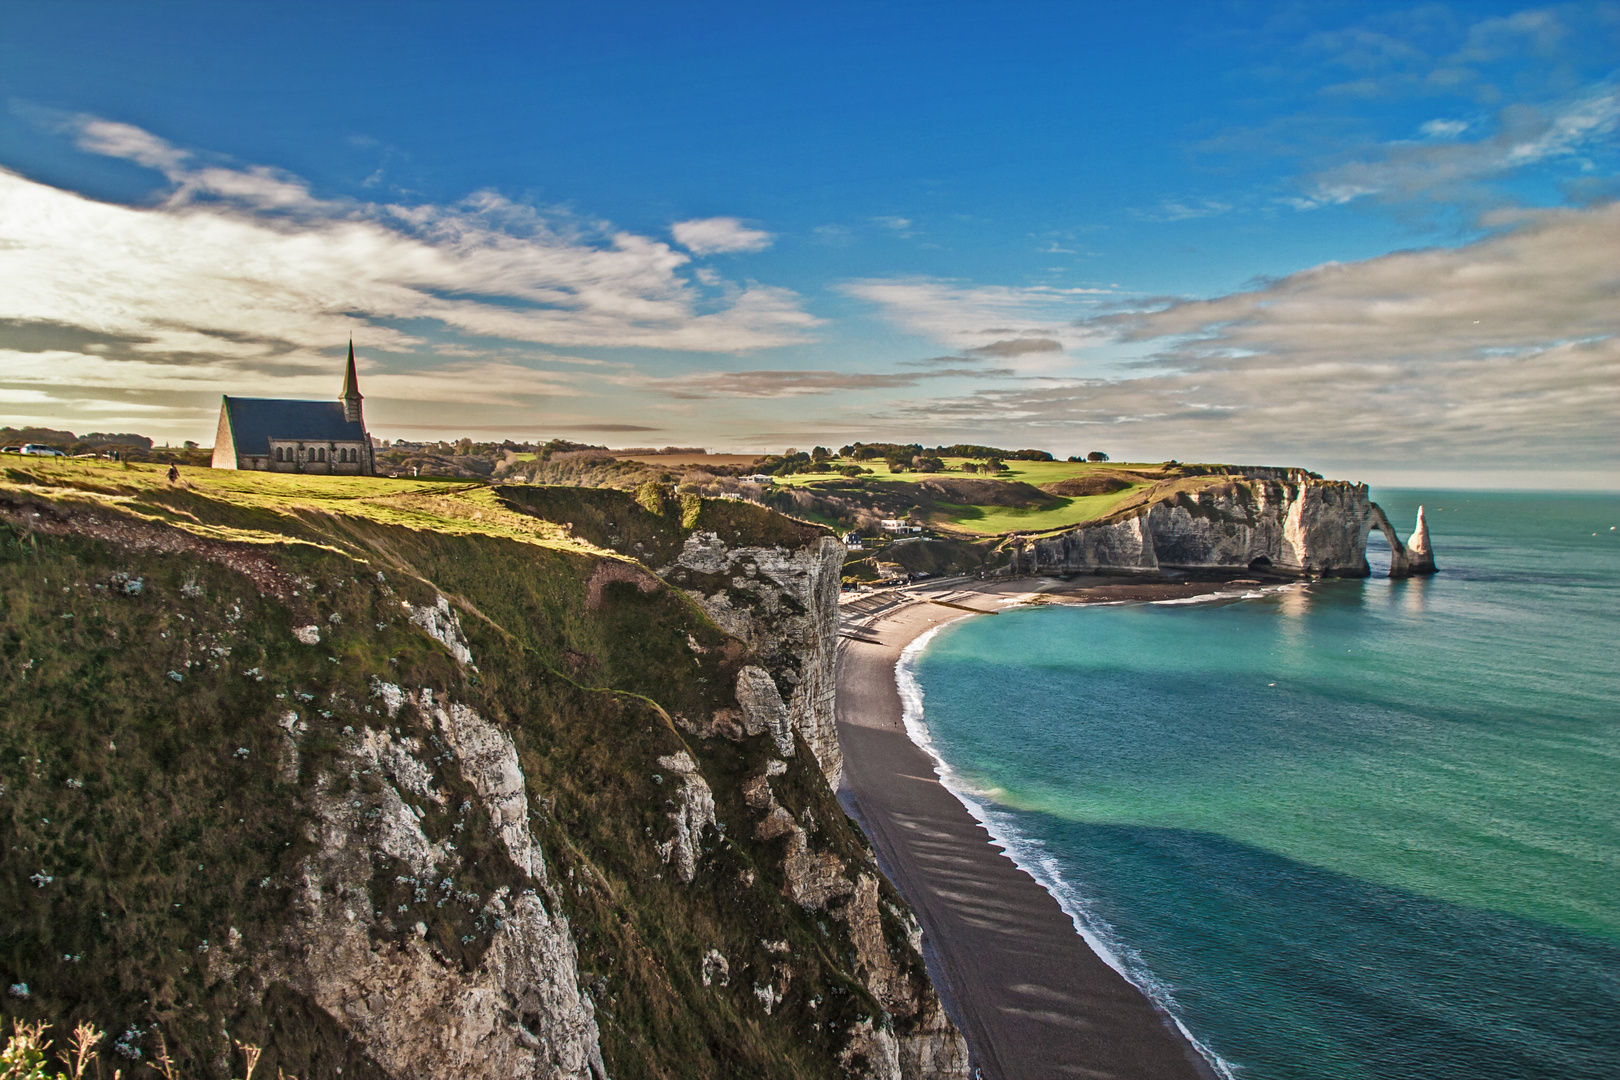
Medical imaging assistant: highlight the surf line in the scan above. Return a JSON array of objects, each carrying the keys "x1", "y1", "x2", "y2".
[{"x1": 891, "y1": 608, "x2": 1239, "y2": 1080}]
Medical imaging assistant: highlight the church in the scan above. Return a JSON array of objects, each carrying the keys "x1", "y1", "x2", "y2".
[{"x1": 211, "y1": 343, "x2": 376, "y2": 474}]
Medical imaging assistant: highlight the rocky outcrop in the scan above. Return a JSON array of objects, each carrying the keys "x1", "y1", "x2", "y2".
[
  {"x1": 403, "y1": 595, "x2": 476, "y2": 667},
  {"x1": 259, "y1": 686, "x2": 606, "y2": 1080},
  {"x1": 662, "y1": 532, "x2": 845, "y2": 784},
  {"x1": 741, "y1": 763, "x2": 971, "y2": 1079},
  {"x1": 1406, "y1": 505, "x2": 1437, "y2": 575},
  {"x1": 1011, "y1": 476, "x2": 1436, "y2": 579},
  {"x1": 653, "y1": 751, "x2": 717, "y2": 884},
  {"x1": 732, "y1": 665, "x2": 795, "y2": 756}
]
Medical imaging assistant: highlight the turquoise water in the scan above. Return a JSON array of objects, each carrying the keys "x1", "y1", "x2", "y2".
[{"x1": 904, "y1": 492, "x2": 1620, "y2": 1079}]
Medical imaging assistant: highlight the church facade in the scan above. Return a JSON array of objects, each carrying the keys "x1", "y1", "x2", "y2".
[{"x1": 211, "y1": 344, "x2": 376, "y2": 475}]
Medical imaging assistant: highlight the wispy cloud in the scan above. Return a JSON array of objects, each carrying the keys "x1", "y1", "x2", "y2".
[
  {"x1": 618, "y1": 364, "x2": 1007, "y2": 400},
  {"x1": 836, "y1": 278, "x2": 1116, "y2": 369},
  {"x1": 811, "y1": 224, "x2": 855, "y2": 246},
  {"x1": 966, "y1": 337, "x2": 1063, "y2": 358},
  {"x1": 1133, "y1": 198, "x2": 1234, "y2": 222},
  {"x1": 1418, "y1": 118, "x2": 1471, "y2": 138},
  {"x1": 670, "y1": 216, "x2": 774, "y2": 255},
  {"x1": 1291, "y1": 83, "x2": 1620, "y2": 209}
]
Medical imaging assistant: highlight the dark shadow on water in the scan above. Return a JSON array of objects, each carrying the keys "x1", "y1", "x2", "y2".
[{"x1": 1007, "y1": 814, "x2": 1620, "y2": 1080}]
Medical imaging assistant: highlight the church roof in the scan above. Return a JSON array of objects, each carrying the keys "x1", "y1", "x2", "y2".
[{"x1": 222, "y1": 397, "x2": 367, "y2": 456}]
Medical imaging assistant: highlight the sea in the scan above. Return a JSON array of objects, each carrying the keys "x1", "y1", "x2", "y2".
[{"x1": 898, "y1": 491, "x2": 1619, "y2": 1080}]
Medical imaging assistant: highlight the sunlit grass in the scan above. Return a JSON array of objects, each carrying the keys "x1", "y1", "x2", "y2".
[
  {"x1": 937, "y1": 484, "x2": 1151, "y2": 533},
  {"x1": 0, "y1": 457, "x2": 597, "y2": 554}
]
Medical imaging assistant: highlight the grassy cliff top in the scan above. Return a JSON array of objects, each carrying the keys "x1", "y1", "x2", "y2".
[
  {"x1": 767, "y1": 458, "x2": 1338, "y2": 538},
  {"x1": 0, "y1": 457, "x2": 830, "y2": 556}
]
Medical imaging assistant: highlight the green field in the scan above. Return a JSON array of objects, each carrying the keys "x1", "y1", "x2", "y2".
[
  {"x1": 772, "y1": 457, "x2": 1162, "y2": 487},
  {"x1": 937, "y1": 483, "x2": 1150, "y2": 533}
]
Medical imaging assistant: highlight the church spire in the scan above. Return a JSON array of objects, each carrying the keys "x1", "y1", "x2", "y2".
[{"x1": 341, "y1": 338, "x2": 364, "y2": 424}]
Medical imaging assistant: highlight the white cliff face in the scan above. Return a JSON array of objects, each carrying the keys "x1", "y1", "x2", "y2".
[
  {"x1": 1015, "y1": 478, "x2": 1382, "y2": 578},
  {"x1": 663, "y1": 533, "x2": 845, "y2": 785},
  {"x1": 258, "y1": 686, "x2": 607, "y2": 1080}
]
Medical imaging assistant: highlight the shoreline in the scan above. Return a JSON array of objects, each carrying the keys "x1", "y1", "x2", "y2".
[{"x1": 835, "y1": 574, "x2": 1233, "y2": 1080}]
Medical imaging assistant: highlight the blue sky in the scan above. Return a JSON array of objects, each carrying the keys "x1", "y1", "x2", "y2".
[{"x1": 1, "y1": 1, "x2": 1615, "y2": 483}]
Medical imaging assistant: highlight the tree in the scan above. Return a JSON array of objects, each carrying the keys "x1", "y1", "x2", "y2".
[{"x1": 1087, "y1": 451, "x2": 1109, "y2": 462}]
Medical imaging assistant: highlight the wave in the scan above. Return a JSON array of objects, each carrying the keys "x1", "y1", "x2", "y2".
[{"x1": 895, "y1": 619, "x2": 1239, "y2": 1080}]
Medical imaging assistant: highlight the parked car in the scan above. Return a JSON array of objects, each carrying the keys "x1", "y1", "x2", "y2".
[
  {"x1": 0, "y1": 446, "x2": 20, "y2": 454},
  {"x1": 20, "y1": 444, "x2": 65, "y2": 456}
]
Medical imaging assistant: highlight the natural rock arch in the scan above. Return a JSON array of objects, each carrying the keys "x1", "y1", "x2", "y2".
[{"x1": 1368, "y1": 503, "x2": 1437, "y2": 579}]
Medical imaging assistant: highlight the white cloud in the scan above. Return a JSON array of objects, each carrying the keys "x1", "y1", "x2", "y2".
[
  {"x1": 0, "y1": 118, "x2": 817, "y2": 398},
  {"x1": 1419, "y1": 118, "x2": 1470, "y2": 139},
  {"x1": 670, "y1": 217, "x2": 774, "y2": 255}
]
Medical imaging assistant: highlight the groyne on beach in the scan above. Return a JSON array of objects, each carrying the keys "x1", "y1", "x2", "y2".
[{"x1": 835, "y1": 576, "x2": 1226, "y2": 1080}]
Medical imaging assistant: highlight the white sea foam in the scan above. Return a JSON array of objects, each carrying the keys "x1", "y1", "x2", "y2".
[
  {"x1": 1150, "y1": 581, "x2": 1300, "y2": 606},
  {"x1": 894, "y1": 617, "x2": 1239, "y2": 1080}
]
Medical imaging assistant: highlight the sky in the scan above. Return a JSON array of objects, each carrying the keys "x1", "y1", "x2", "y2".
[{"x1": 1, "y1": 1, "x2": 1616, "y2": 486}]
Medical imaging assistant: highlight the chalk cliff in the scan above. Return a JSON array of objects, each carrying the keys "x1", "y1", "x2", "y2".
[
  {"x1": 1008, "y1": 475, "x2": 1435, "y2": 579},
  {"x1": 663, "y1": 530, "x2": 846, "y2": 785}
]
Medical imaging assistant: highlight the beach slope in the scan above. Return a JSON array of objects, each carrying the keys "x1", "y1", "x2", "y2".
[{"x1": 836, "y1": 582, "x2": 1216, "y2": 1080}]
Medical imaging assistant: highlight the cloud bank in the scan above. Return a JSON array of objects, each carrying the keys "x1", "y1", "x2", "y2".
[{"x1": 892, "y1": 202, "x2": 1619, "y2": 473}]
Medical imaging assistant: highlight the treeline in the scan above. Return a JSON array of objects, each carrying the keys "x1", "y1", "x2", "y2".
[
  {"x1": 1, "y1": 427, "x2": 155, "y2": 452},
  {"x1": 751, "y1": 442, "x2": 1063, "y2": 477},
  {"x1": 838, "y1": 442, "x2": 1055, "y2": 462}
]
